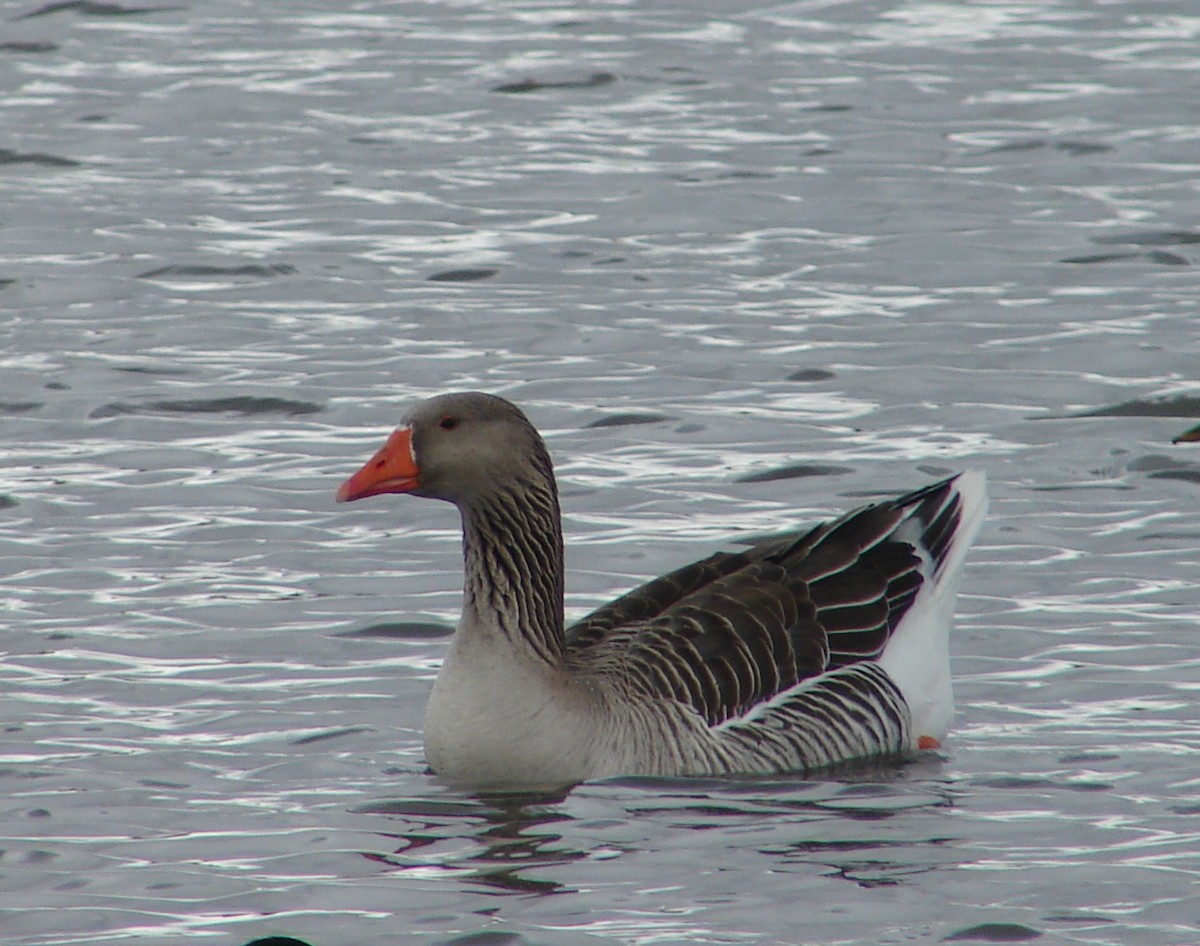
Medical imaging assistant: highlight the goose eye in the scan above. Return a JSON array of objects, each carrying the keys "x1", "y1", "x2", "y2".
[{"x1": 438, "y1": 415, "x2": 459, "y2": 431}]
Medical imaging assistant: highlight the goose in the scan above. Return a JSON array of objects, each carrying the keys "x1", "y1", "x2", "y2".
[{"x1": 336, "y1": 392, "x2": 987, "y2": 791}]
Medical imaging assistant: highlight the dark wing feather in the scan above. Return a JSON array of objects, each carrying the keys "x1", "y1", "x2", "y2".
[
  {"x1": 570, "y1": 561, "x2": 825, "y2": 725},
  {"x1": 566, "y1": 548, "x2": 760, "y2": 648},
  {"x1": 566, "y1": 476, "x2": 964, "y2": 726}
]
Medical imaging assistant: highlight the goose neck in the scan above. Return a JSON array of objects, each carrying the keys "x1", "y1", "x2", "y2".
[{"x1": 459, "y1": 481, "x2": 565, "y2": 666}]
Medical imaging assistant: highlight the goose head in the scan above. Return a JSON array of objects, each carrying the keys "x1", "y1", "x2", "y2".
[{"x1": 336, "y1": 392, "x2": 555, "y2": 508}]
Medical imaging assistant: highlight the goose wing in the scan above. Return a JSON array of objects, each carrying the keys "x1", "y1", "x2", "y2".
[{"x1": 565, "y1": 477, "x2": 963, "y2": 726}]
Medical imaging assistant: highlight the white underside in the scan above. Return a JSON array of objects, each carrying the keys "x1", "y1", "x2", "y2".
[{"x1": 424, "y1": 613, "x2": 604, "y2": 789}]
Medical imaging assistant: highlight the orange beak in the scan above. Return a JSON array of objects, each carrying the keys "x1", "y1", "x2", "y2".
[{"x1": 336, "y1": 427, "x2": 419, "y2": 502}]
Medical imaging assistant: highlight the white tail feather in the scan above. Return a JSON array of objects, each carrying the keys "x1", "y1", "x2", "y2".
[{"x1": 877, "y1": 470, "x2": 987, "y2": 745}]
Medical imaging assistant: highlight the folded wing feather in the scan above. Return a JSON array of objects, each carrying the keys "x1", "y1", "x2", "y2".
[{"x1": 565, "y1": 477, "x2": 963, "y2": 728}]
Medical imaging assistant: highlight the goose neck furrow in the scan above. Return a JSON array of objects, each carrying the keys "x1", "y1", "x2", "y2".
[{"x1": 460, "y1": 486, "x2": 566, "y2": 666}]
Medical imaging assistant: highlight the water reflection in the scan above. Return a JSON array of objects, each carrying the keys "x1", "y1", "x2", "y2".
[
  {"x1": 356, "y1": 764, "x2": 960, "y2": 902},
  {"x1": 358, "y1": 789, "x2": 581, "y2": 895}
]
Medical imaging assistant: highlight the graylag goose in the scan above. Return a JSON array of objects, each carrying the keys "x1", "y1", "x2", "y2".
[{"x1": 336, "y1": 392, "x2": 987, "y2": 791}]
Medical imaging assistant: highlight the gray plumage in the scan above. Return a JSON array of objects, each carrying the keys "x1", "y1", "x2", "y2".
[{"x1": 338, "y1": 392, "x2": 986, "y2": 789}]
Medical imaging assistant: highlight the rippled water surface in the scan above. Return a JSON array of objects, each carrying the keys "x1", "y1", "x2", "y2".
[{"x1": 2, "y1": 1, "x2": 1199, "y2": 943}]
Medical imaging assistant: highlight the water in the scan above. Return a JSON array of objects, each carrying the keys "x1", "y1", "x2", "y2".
[{"x1": 2, "y1": 0, "x2": 1199, "y2": 943}]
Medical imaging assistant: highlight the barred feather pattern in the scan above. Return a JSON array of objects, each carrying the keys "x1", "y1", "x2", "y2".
[
  {"x1": 461, "y1": 468, "x2": 566, "y2": 667},
  {"x1": 570, "y1": 479, "x2": 961, "y2": 713},
  {"x1": 589, "y1": 663, "x2": 911, "y2": 777},
  {"x1": 715, "y1": 663, "x2": 911, "y2": 773}
]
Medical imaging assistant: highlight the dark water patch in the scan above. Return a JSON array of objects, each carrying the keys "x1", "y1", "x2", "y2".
[
  {"x1": 353, "y1": 797, "x2": 493, "y2": 818},
  {"x1": 292, "y1": 726, "x2": 372, "y2": 746},
  {"x1": 138, "y1": 262, "x2": 296, "y2": 279},
  {"x1": 977, "y1": 139, "x2": 1108, "y2": 157},
  {"x1": 461, "y1": 869, "x2": 568, "y2": 897},
  {"x1": 736, "y1": 463, "x2": 853, "y2": 483},
  {"x1": 1145, "y1": 249, "x2": 1191, "y2": 265},
  {"x1": 492, "y1": 71, "x2": 616, "y2": 94},
  {"x1": 787, "y1": 368, "x2": 836, "y2": 382},
  {"x1": 1127, "y1": 454, "x2": 1196, "y2": 473},
  {"x1": 674, "y1": 422, "x2": 705, "y2": 434},
  {"x1": 1060, "y1": 250, "x2": 1189, "y2": 265},
  {"x1": 677, "y1": 169, "x2": 775, "y2": 183},
  {"x1": 427, "y1": 268, "x2": 497, "y2": 282},
  {"x1": 0, "y1": 278, "x2": 15, "y2": 289},
  {"x1": 0, "y1": 41, "x2": 59, "y2": 52},
  {"x1": 339, "y1": 621, "x2": 452, "y2": 640},
  {"x1": 78, "y1": 113, "x2": 107, "y2": 122},
  {"x1": 348, "y1": 134, "x2": 391, "y2": 145},
  {"x1": 439, "y1": 933, "x2": 530, "y2": 946},
  {"x1": 945, "y1": 923, "x2": 1041, "y2": 942},
  {"x1": 89, "y1": 396, "x2": 322, "y2": 418},
  {"x1": 0, "y1": 765, "x2": 50, "y2": 778},
  {"x1": 15, "y1": 0, "x2": 180, "y2": 18},
  {"x1": 1147, "y1": 468, "x2": 1200, "y2": 483},
  {"x1": 0, "y1": 495, "x2": 18, "y2": 509},
  {"x1": 1069, "y1": 396, "x2": 1200, "y2": 419},
  {"x1": 1172, "y1": 422, "x2": 1200, "y2": 443},
  {"x1": 971, "y1": 775, "x2": 1051, "y2": 790},
  {"x1": 584, "y1": 412, "x2": 674, "y2": 429},
  {"x1": 0, "y1": 401, "x2": 42, "y2": 413},
  {"x1": 808, "y1": 805, "x2": 899, "y2": 822},
  {"x1": 1092, "y1": 230, "x2": 1200, "y2": 246},
  {"x1": 1057, "y1": 751, "x2": 1118, "y2": 764},
  {"x1": 1043, "y1": 913, "x2": 1116, "y2": 925},
  {"x1": 1055, "y1": 140, "x2": 1110, "y2": 155},
  {"x1": 826, "y1": 862, "x2": 913, "y2": 888},
  {"x1": 719, "y1": 169, "x2": 773, "y2": 180},
  {"x1": 1059, "y1": 251, "x2": 1140, "y2": 264},
  {"x1": 781, "y1": 839, "x2": 889, "y2": 854},
  {"x1": 1064, "y1": 780, "x2": 1111, "y2": 792},
  {"x1": 158, "y1": 396, "x2": 319, "y2": 416},
  {"x1": 112, "y1": 364, "x2": 190, "y2": 376},
  {"x1": 971, "y1": 775, "x2": 1111, "y2": 792},
  {"x1": 0, "y1": 148, "x2": 79, "y2": 168}
]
